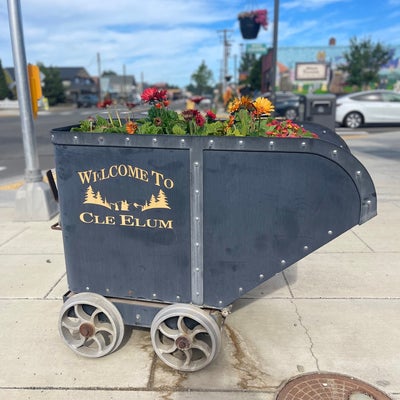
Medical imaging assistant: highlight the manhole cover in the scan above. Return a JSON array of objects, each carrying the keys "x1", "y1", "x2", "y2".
[{"x1": 276, "y1": 372, "x2": 392, "y2": 400}]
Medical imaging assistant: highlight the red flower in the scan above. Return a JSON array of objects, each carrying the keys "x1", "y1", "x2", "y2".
[
  {"x1": 195, "y1": 113, "x2": 205, "y2": 127},
  {"x1": 206, "y1": 110, "x2": 216, "y2": 120},
  {"x1": 141, "y1": 87, "x2": 168, "y2": 103}
]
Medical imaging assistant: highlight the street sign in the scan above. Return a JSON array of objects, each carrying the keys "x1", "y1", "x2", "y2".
[{"x1": 246, "y1": 43, "x2": 268, "y2": 54}]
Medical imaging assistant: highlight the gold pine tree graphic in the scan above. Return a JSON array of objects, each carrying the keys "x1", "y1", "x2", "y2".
[
  {"x1": 135, "y1": 189, "x2": 171, "y2": 211},
  {"x1": 83, "y1": 185, "x2": 111, "y2": 209},
  {"x1": 83, "y1": 186, "x2": 171, "y2": 211}
]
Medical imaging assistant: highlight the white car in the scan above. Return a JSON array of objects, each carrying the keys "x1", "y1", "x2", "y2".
[{"x1": 335, "y1": 90, "x2": 400, "y2": 128}]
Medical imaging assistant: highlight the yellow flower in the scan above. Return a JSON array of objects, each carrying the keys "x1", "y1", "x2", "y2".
[
  {"x1": 253, "y1": 97, "x2": 275, "y2": 116},
  {"x1": 228, "y1": 98, "x2": 241, "y2": 113},
  {"x1": 239, "y1": 96, "x2": 254, "y2": 110}
]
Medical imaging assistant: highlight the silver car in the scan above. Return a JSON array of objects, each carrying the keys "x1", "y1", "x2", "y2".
[{"x1": 335, "y1": 90, "x2": 400, "y2": 128}]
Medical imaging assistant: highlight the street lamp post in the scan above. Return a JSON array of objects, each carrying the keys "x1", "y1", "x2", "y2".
[
  {"x1": 7, "y1": 0, "x2": 58, "y2": 220},
  {"x1": 270, "y1": 0, "x2": 279, "y2": 105}
]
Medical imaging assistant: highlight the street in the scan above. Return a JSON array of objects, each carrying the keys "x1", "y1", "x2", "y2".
[
  {"x1": 0, "y1": 104, "x2": 150, "y2": 182},
  {"x1": 0, "y1": 105, "x2": 399, "y2": 184}
]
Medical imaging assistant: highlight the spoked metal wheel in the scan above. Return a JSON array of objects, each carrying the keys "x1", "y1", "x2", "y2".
[
  {"x1": 58, "y1": 292, "x2": 125, "y2": 358},
  {"x1": 150, "y1": 304, "x2": 222, "y2": 372}
]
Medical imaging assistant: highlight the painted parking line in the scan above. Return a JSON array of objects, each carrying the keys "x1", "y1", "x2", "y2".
[{"x1": 0, "y1": 171, "x2": 55, "y2": 191}]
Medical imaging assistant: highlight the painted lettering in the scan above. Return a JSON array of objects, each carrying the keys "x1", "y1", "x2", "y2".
[{"x1": 79, "y1": 212, "x2": 115, "y2": 225}]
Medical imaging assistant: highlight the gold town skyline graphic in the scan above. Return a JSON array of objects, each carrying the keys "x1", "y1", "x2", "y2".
[{"x1": 83, "y1": 185, "x2": 171, "y2": 212}]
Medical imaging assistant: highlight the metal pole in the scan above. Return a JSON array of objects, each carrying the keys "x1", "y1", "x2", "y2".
[
  {"x1": 7, "y1": 0, "x2": 41, "y2": 183},
  {"x1": 7, "y1": 0, "x2": 58, "y2": 220},
  {"x1": 271, "y1": 0, "x2": 279, "y2": 104}
]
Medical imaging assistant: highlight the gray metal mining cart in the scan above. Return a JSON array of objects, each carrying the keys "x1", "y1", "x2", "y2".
[{"x1": 51, "y1": 122, "x2": 376, "y2": 371}]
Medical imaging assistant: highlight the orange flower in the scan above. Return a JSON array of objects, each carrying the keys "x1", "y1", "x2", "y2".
[{"x1": 125, "y1": 121, "x2": 138, "y2": 134}]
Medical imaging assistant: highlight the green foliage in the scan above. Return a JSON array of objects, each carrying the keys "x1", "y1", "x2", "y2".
[
  {"x1": 338, "y1": 37, "x2": 391, "y2": 89},
  {"x1": 38, "y1": 63, "x2": 65, "y2": 106},
  {"x1": 101, "y1": 70, "x2": 117, "y2": 76},
  {"x1": 0, "y1": 59, "x2": 12, "y2": 100},
  {"x1": 190, "y1": 61, "x2": 214, "y2": 95},
  {"x1": 238, "y1": 53, "x2": 262, "y2": 91}
]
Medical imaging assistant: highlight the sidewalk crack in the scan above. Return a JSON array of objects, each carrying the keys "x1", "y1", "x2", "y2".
[{"x1": 291, "y1": 299, "x2": 320, "y2": 371}]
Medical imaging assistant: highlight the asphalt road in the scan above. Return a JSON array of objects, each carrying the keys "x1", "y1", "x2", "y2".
[
  {"x1": 0, "y1": 105, "x2": 151, "y2": 182},
  {"x1": 0, "y1": 104, "x2": 399, "y2": 183}
]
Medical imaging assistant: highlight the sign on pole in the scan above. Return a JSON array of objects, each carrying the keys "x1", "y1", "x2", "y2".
[{"x1": 246, "y1": 43, "x2": 268, "y2": 55}]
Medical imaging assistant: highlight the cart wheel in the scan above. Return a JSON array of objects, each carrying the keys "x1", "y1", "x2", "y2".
[
  {"x1": 150, "y1": 304, "x2": 222, "y2": 372},
  {"x1": 58, "y1": 292, "x2": 125, "y2": 358}
]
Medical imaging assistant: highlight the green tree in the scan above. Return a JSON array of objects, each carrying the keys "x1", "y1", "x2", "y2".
[
  {"x1": 190, "y1": 61, "x2": 213, "y2": 95},
  {"x1": 38, "y1": 63, "x2": 65, "y2": 106},
  {"x1": 0, "y1": 59, "x2": 12, "y2": 100},
  {"x1": 101, "y1": 70, "x2": 117, "y2": 76},
  {"x1": 248, "y1": 56, "x2": 262, "y2": 92},
  {"x1": 239, "y1": 53, "x2": 258, "y2": 84},
  {"x1": 339, "y1": 37, "x2": 391, "y2": 89}
]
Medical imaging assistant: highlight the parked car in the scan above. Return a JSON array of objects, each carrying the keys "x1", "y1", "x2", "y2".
[
  {"x1": 261, "y1": 91, "x2": 300, "y2": 120},
  {"x1": 76, "y1": 94, "x2": 98, "y2": 108},
  {"x1": 336, "y1": 90, "x2": 400, "y2": 128}
]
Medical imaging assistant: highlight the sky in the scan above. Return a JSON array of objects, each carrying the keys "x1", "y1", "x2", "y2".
[{"x1": 1, "y1": 0, "x2": 400, "y2": 88}]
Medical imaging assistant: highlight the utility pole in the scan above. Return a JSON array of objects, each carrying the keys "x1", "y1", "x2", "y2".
[
  {"x1": 217, "y1": 29, "x2": 233, "y2": 96},
  {"x1": 97, "y1": 52, "x2": 102, "y2": 99}
]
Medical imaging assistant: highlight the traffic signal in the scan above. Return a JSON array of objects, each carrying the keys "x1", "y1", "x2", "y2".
[{"x1": 27, "y1": 64, "x2": 42, "y2": 119}]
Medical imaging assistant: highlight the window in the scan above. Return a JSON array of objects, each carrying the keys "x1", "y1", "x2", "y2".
[{"x1": 351, "y1": 93, "x2": 382, "y2": 102}]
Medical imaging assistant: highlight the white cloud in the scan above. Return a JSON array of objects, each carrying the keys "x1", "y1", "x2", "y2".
[{"x1": 1, "y1": 0, "x2": 399, "y2": 88}]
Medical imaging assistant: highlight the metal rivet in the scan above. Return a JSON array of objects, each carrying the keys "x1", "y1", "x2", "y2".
[
  {"x1": 239, "y1": 287, "x2": 243, "y2": 293},
  {"x1": 304, "y1": 245, "x2": 309, "y2": 251},
  {"x1": 194, "y1": 161, "x2": 199, "y2": 167},
  {"x1": 195, "y1": 217, "x2": 200, "y2": 221},
  {"x1": 196, "y1": 292, "x2": 200, "y2": 296},
  {"x1": 195, "y1": 267, "x2": 200, "y2": 272},
  {"x1": 152, "y1": 138, "x2": 157, "y2": 143},
  {"x1": 176, "y1": 295, "x2": 181, "y2": 301},
  {"x1": 85, "y1": 286, "x2": 90, "y2": 291},
  {"x1": 259, "y1": 274, "x2": 264, "y2": 280},
  {"x1": 195, "y1": 242, "x2": 200, "y2": 247},
  {"x1": 195, "y1": 189, "x2": 200, "y2": 194},
  {"x1": 332, "y1": 149, "x2": 338, "y2": 156},
  {"x1": 136, "y1": 314, "x2": 141, "y2": 321},
  {"x1": 74, "y1": 135, "x2": 78, "y2": 140},
  {"x1": 209, "y1": 140, "x2": 214, "y2": 146},
  {"x1": 106, "y1": 288, "x2": 110, "y2": 293},
  {"x1": 180, "y1": 139, "x2": 185, "y2": 143},
  {"x1": 328, "y1": 230, "x2": 333, "y2": 235},
  {"x1": 125, "y1": 137, "x2": 130, "y2": 142},
  {"x1": 356, "y1": 170, "x2": 361, "y2": 176},
  {"x1": 281, "y1": 260, "x2": 286, "y2": 266},
  {"x1": 152, "y1": 293, "x2": 157, "y2": 298},
  {"x1": 367, "y1": 200, "x2": 371, "y2": 205},
  {"x1": 301, "y1": 141, "x2": 306, "y2": 148},
  {"x1": 219, "y1": 300, "x2": 223, "y2": 305},
  {"x1": 239, "y1": 140, "x2": 244, "y2": 145}
]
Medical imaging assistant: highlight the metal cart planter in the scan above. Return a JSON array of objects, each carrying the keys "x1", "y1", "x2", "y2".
[{"x1": 51, "y1": 124, "x2": 376, "y2": 371}]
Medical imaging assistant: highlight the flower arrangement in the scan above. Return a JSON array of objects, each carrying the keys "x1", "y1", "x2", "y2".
[
  {"x1": 71, "y1": 87, "x2": 318, "y2": 139},
  {"x1": 238, "y1": 9, "x2": 268, "y2": 29}
]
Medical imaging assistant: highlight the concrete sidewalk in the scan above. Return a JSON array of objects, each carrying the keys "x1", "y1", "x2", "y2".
[{"x1": 1, "y1": 132, "x2": 400, "y2": 399}]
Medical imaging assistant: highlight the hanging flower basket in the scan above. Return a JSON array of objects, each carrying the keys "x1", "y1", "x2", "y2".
[
  {"x1": 238, "y1": 9, "x2": 268, "y2": 40},
  {"x1": 239, "y1": 16, "x2": 260, "y2": 39}
]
